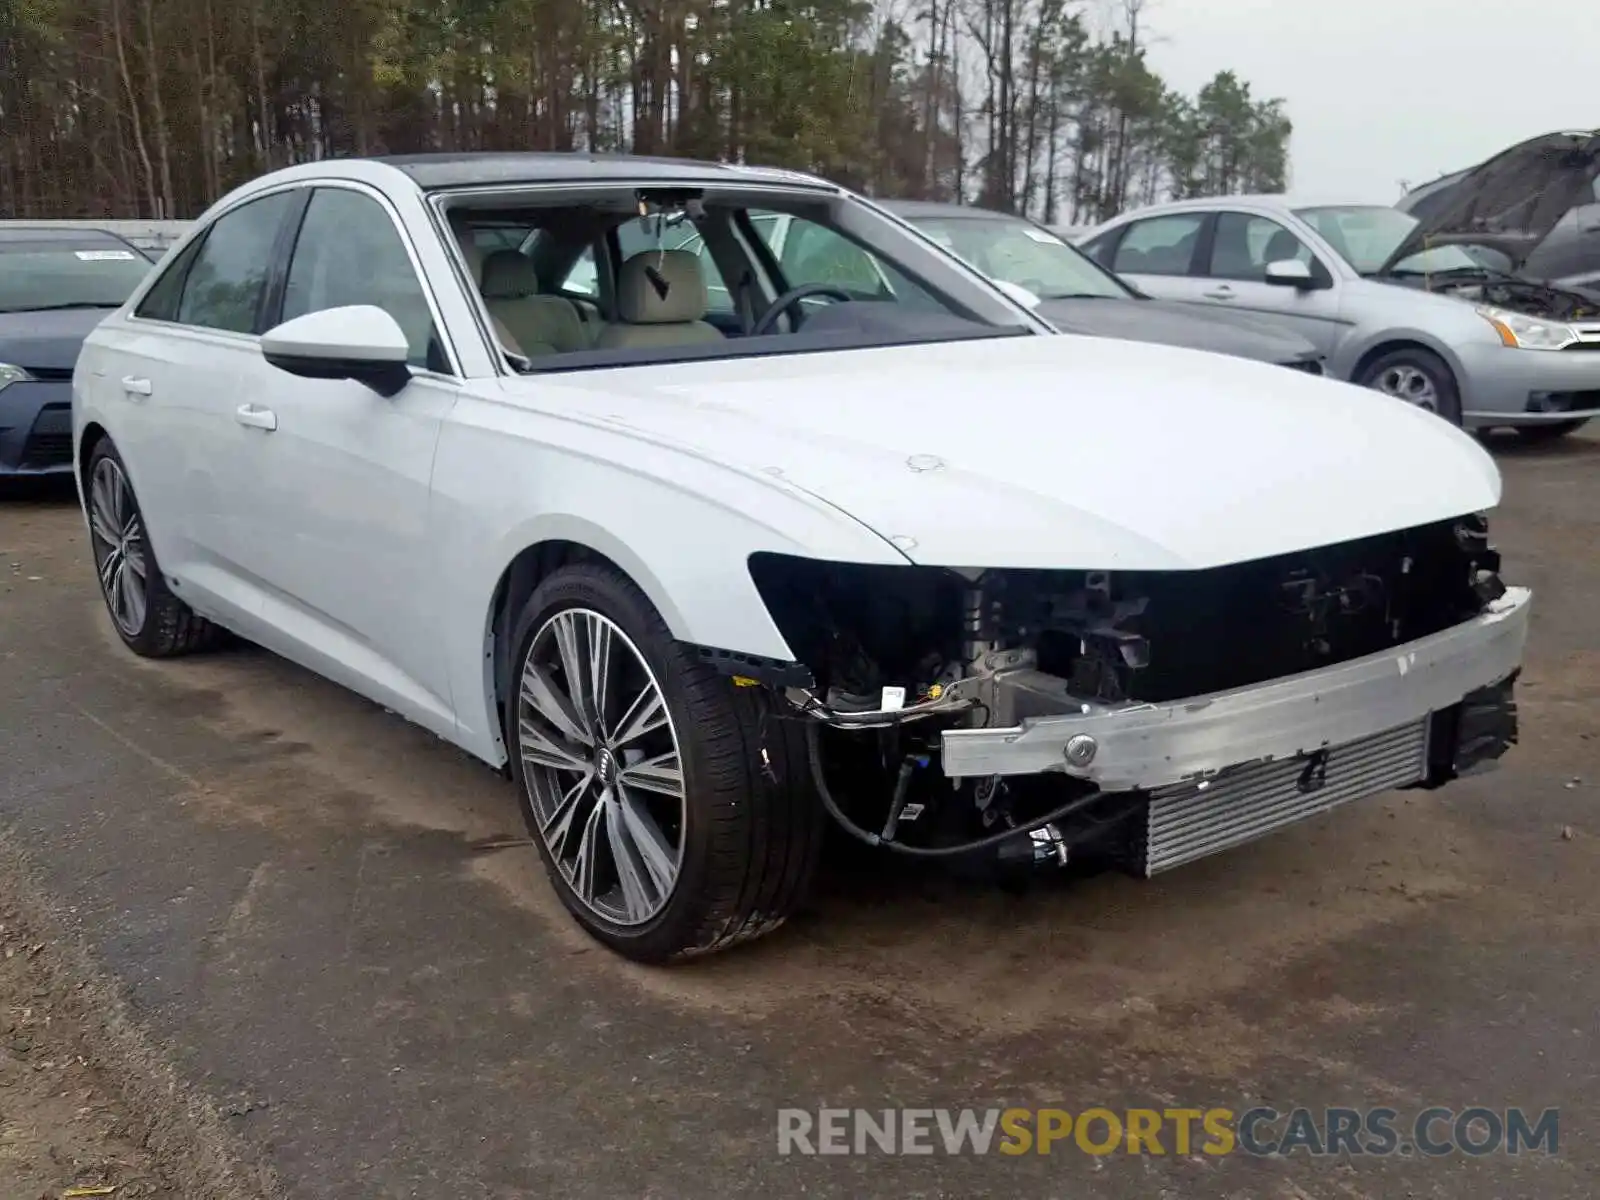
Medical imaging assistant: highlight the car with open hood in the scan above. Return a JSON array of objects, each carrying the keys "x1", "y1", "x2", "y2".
[
  {"x1": 1397, "y1": 130, "x2": 1600, "y2": 301},
  {"x1": 1081, "y1": 172, "x2": 1600, "y2": 439},
  {"x1": 877, "y1": 199, "x2": 1326, "y2": 374},
  {"x1": 0, "y1": 226, "x2": 155, "y2": 478},
  {"x1": 72, "y1": 153, "x2": 1529, "y2": 963}
]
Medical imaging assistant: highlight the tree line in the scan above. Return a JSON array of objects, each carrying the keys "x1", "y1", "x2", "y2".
[{"x1": 0, "y1": 0, "x2": 1292, "y2": 224}]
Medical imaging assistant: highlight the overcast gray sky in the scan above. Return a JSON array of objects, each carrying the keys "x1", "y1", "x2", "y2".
[{"x1": 1139, "y1": 0, "x2": 1595, "y2": 202}]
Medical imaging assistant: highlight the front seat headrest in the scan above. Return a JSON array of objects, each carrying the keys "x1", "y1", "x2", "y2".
[
  {"x1": 481, "y1": 250, "x2": 541, "y2": 300},
  {"x1": 615, "y1": 250, "x2": 709, "y2": 324}
]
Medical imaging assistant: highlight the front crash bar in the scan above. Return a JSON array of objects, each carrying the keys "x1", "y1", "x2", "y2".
[{"x1": 939, "y1": 587, "x2": 1532, "y2": 791}]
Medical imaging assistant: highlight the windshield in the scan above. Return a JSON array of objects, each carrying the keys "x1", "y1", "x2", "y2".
[
  {"x1": 0, "y1": 244, "x2": 152, "y2": 313},
  {"x1": 1293, "y1": 206, "x2": 1482, "y2": 275},
  {"x1": 904, "y1": 214, "x2": 1130, "y2": 299},
  {"x1": 445, "y1": 186, "x2": 1039, "y2": 374}
]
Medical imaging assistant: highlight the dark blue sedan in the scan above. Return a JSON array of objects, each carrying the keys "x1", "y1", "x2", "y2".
[{"x1": 0, "y1": 227, "x2": 155, "y2": 477}]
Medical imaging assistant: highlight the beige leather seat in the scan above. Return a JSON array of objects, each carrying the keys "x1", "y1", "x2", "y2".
[
  {"x1": 479, "y1": 250, "x2": 588, "y2": 357},
  {"x1": 595, "y1": 250, "x2": 723, "y2": 350},
  {"x1": 450, "y1": 224, "x2": 530, "y2": 358}
]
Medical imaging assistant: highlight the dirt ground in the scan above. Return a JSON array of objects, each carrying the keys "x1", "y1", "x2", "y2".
[
  {"x1": 0, "y1": 892, "x2": 174, "y2": 1199},
  {"x1": 0, "y1": 840, "x2": 277, "y2": 1200},
  {"x1": 0, "y1": 428, "x2": 1596, "y2": 1199}
]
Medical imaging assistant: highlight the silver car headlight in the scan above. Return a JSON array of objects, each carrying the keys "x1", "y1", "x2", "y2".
[
  {"x1": 0, "y1": 363, "x2": 36, "y2": 392},
  {"x1": 1475, "y1": 305, "x2": 1578, "y2": 351}
]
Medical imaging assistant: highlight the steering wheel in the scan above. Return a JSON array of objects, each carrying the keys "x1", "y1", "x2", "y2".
[{"x1": 750, "y1": 283, "x2": 855, "y2": 336}]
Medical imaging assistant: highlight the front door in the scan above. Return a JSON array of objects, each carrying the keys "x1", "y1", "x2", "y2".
[
  {"x1": 225, "y1": 184, "x2": 461, "y2": 731},
  {"x1": 1189, "y1": 211, "x2": 1349, "y2": 355}
]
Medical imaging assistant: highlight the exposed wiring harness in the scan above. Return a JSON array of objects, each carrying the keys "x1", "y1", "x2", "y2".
[{"x1": 803, "y1": 721, "x2": 1104, "y2": 859}]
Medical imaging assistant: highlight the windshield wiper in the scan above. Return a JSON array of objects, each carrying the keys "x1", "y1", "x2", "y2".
[
  {"x1": 2, "y1": 301, "x2": 122, "y2": 313},
  {"x1": 1378, "y1": 265, "x2": 1519, "y2": 283},
  {"x1": 1039, "y1": 291, "x2": 1118, "y2": 300}
]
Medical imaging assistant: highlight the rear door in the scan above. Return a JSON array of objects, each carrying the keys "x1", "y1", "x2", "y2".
[
  {"x1": 80, "y1": 187, "x2": 304, "y2": 627},
  {"x1": 1096, "y1": 212, "x2": 1210, "y2": 302}
]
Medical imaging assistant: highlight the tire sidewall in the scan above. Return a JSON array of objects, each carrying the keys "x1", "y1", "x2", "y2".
[
  {"x1": 505, "y1": 565, "x2": 728, "y2": 959},
  {"x1": 1360, "y1": 348, "x2": 1463, "y2": 425}
]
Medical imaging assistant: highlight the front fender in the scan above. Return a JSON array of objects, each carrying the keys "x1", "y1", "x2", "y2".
[{"x1": 430, "y1": 394, "x2": 911, "y2": 763}]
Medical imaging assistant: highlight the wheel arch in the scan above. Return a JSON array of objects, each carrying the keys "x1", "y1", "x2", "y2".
[
  {"x1": 77, "y1": 421, "x2": 110, "y2": 491},
  {"x1": 485, "y1": 538, "x2": 641, "y2": 759},
  {"x1": 1347, "y1": 333, "x2": 1465, "y2": 388}
]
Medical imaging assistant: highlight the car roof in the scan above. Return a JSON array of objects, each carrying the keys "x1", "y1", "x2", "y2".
[
  {"x1": 0, "y1": 225, "x2": 136, "y2": 247},
  {"x1": 372, "y1": 152, "x2": 838, "y2": 192},
  {"x1": 878, "y1": 199, "x2": 1017, "y2": 221},
  {"x1": 1100, "y1": 195, "x2": 1397, "y2": 224}
]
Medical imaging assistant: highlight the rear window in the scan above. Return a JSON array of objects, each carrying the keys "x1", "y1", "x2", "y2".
[{"x1": 0, "y1": 243, "x2": 153, "y2": 314}]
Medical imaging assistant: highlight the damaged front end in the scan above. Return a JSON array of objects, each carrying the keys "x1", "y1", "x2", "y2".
[{"x1": 736, "y1": 515, "x2": 1530, "y2": 878}]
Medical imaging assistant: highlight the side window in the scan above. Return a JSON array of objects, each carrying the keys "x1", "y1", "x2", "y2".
[
  {"x1": 559, "y1": 248, "x2": 599, "y2": 297},
  {"x1": 1111, "y1": 214, "x2": 1205, "y2": 276},
  {"x1": 1524, "y1": 205, "x2": 1600, "y2": 281},
  {"x1": 774, "y1": 218, "x2": 889, "y2": 296},
  {"x1": 281, "y1": 188, "x2": 443, "y2": 371},
  {"x1": 134, "y1": 235, "x2": 205, "y2": 322},
  {"x1": 1079, "y1": 230, "x2": 1118, "y2": 270},
  {"x1": 1207, "y1": 212, "x2": 1313, "y2": 281},
  {"x1": 175, "y1": 190, "x2": 300, "y2": 334}
]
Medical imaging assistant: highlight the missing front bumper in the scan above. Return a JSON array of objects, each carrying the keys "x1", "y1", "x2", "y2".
[{"x1": 939, "y1": 586, "x2": 1532, "y2": 792}]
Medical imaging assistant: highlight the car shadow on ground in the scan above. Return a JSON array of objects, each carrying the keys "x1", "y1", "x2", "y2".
[
  {"x1": 0, "y1": 476, "x2": 79, "y2": 506},
  {"x1": 1479, "y1": 427, "x2": 1600, "y2": 459}
]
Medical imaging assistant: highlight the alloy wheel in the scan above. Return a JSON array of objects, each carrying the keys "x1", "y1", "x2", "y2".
[
  {"x1": 517, "y1": 608, "x2": 686, "y2": 926},
  {"x1": 87, "y1": 456, "x2": 149, "y2": 637},
  {"x1": 1373, "y1": 363, "x2": 1439, "y2": 412}
]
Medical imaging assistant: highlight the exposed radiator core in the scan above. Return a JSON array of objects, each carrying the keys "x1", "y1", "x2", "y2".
[{"x1": 1141, "y1": 720, "x2": 1430, "y2": 876}]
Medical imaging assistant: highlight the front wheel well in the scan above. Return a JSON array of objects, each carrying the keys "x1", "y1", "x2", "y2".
[
  {"x1": 78, "y1": 422, "x2": 110, "y2": 488},
  {"x1": 487, "y1": 539, "x2": 634, "y2": 748},
  {"x1": 1351, "y1": 339, "x2": 1450, "y2": 383}
]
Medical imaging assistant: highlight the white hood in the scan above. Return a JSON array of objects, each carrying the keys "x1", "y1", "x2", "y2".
[{"x1": 527, "y1": 335, "x2": 1502, "y2": 571}]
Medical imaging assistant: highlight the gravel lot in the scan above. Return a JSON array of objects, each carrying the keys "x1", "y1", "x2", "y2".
[{"x1": 0, "y1": 430, "x2": 1596, "y2": 1199}]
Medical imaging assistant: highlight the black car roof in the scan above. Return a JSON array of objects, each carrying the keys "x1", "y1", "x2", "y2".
[
  {"x1": 375, "y1": 152, "x2": 838, "y2": 191},
  {"x1": 879, "y1": 199, "x2": 1014, "y2": 221}
]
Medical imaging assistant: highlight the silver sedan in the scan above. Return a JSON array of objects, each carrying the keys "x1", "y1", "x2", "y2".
[{"x1": 1081, "y1": 195, "x2": 1600, "y2": 440}]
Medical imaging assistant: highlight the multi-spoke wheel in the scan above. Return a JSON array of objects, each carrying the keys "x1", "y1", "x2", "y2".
[
  {"x1": 84, "y1": 439, "x2": 221, "y2": 657},
  {"x1": 506, "y1": 562, "x2": 825, "y2": 962},
  {"x1": 88, "y1": 454, "x2": 149, "y2": 637},
  {"x1": 518, "y1": 609, "x2": 686, "y2": 927},
  {"x1": 1357, "y1": 346, "x2": 1462, "y2": 425}
]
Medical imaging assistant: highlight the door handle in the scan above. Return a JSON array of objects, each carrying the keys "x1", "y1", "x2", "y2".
[
  {"x1": 1202, "y1": 286, "x2": 1236, "y2": 300},
  {"x1": 121, "y1": 376, "x2": 152, "y2": 397},
  {"x1": 234, "y1": 404, "x2": 278, "y2": 431}
]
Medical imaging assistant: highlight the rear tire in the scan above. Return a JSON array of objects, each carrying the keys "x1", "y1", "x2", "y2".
[
  {"x1": 506, "y1": 562, "x2": 823, "y2": 963},
  {"x1": 85, "y1": 439, "x2": 222, "y2": 658},
  {"x1": 1513, "y1": 418, "x2": 1589, "y2": 443},
  {"x1": 1357, "y1": 346, "x2": 1463, "y2": 425}
]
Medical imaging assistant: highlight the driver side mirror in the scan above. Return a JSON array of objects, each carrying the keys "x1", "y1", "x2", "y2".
[
  {"x1": 261, "y1": 305, "x2": 412, "y2": 397},
  {"x1": 1264, "y1": 259, "x2": 1318, "y2": 290}
]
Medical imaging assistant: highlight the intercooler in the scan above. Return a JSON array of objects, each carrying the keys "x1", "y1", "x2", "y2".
[{"x1": 1139, "y1": 719, "x2": 1430, "y2": 876}]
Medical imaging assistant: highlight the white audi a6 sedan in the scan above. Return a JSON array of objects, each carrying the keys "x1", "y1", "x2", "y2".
[{"x1": 73, "y1": 154, "x2": 1530, "y2": 962}]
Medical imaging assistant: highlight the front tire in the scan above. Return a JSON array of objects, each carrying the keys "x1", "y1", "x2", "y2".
[
  {"x1": 506, "y1": 562, "x2": 823, "y2": 963},
  {"x1": 85, "y1": 440, "x2": 221, "y2": 658},
  {"x1": 1357, "y1": 347, "x2": 1463, "y2": 425}
]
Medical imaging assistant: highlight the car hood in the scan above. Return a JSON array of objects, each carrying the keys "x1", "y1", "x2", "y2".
[
  {"x1": 1034, "y1": 295, "x2": 1317, "y2": 364},
  {"x1": 0, "y1": 307, "x2": 111, "y2": 372},
  {"x1": 1379, "y1": 129, "x2": 1600, "y2": 274},
  {"x1": 524, "y1": 335, "x2": 1500, "y2": 572}
]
